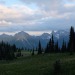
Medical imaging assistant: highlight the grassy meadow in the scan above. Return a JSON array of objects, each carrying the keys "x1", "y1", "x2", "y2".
[{"x1": 0, "y1": 51, "x2": 75, "y2": 75}]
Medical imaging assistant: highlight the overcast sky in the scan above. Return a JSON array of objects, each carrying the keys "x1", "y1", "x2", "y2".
[{"x1": 0, "y1": 0, "x2": 75, "y2": 35}]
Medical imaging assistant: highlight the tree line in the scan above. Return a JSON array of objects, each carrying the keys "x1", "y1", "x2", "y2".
[
  {"x1": 32, "y1": 26, "x2": 75, "y2": 55},
  {"x1": 0, "y1": 41, "x2": 21, "y2": 60}
]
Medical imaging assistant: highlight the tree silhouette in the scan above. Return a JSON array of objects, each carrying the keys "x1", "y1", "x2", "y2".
[
  {"x1": 38, "y1": 40, "x2": 42, "y2": 54},
  {"x1": 45, "y1": 34, "x2": 55, "y2": 53},
  {"x1": 51, "y1": 34, "x2": 54, "y2": 52},
  {"x1": 0, "y1": 41, "x2": 20, "y2": 60},
  {"x1": 61, "y1": 39, "x2": 67, "y2": 53},
  {"x1": 68, "y1": 26, "x2": 75, "y2": 53},
  {"x1": 32, "y1": 48, "x2": 34, "y2": 55},
  {"x1": 55, "y1": 41, "x2": 59, "y2": 53}
]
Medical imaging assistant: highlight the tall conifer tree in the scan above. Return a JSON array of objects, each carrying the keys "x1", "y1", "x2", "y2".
[{"x1": 38, "y1": 41, "x2": 42, "y2": 54}]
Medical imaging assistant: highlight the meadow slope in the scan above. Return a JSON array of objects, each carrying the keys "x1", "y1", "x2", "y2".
[{"x1": 0, "y1": 52, "x2": 75, "y2": 75}]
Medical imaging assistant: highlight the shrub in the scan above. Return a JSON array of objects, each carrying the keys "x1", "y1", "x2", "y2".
[{"x1": 53, "y1": 60, "x2": 61, "y2": 75}]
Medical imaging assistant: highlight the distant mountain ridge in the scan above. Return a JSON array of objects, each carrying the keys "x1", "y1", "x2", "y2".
[{"x1": 0, "y1": 30, "x2": 69, "y2": 49}]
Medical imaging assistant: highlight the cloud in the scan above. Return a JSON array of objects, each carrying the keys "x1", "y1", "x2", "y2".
[
  {"x1": 64, "y1": 4, "x2": 75, "y2": 8},
  {"x1": 0, "y1": 4, "x2": 42, "y2": 26},
  {"x1": 20, "y1": 0, "x2": 63, "y2": 11},
  {"x1": 0, "y1": 20, "x2": 12, "y2": 26},
  {"x1": 20, "y1": 0, "x2": 75, "y2": 19},
  {"x1": 68, "y1": 0, "x2": 75, "y2": 2},
  {"x1": 0, "y1": 0, "x2": 75, "y2": 32}
]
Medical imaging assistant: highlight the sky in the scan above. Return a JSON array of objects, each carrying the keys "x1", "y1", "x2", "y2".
[{"x1": 0, "y1": 0, "x2": 75, "y2": 35}]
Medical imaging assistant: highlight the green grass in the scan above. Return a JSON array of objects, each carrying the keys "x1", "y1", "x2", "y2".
[{"x1": 0, "y1": 52, "x2": 75, "y2": 75}]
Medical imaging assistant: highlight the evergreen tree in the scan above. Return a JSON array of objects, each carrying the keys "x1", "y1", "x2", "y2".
[
  {"x1": 38, "y1": 41, "x2": 42, "y2": 54},
  {"x1": 45, "y1": 43, "x2": 49, "y2": 53},
  {"x1": 0, "y1": 41, "x2": 19, "y2": 60},
  {"x1": 32, "y1": 48, "x2": 34, "y2": 55},
  {"x1": 55, "y1": 41, "x2": 59, "y2": 53},
  {"x1": 51, "y1": 34, "x2": 54, "y2": 52},
  {"x1": 45, "y1": 39, "x2": 51, "y2": 53},
  {"x1": 68, "y1": 26, "x2": 75, "y2": 53},
  {"x1": 12, "y1": 44, "x2": 17, "y2": 52},
  {"x1": 61, "y1": 39, "x2": 66, "y2": 52},
  {"x1": 45, "y1": 34, "x2": 55, "y2": 53},
  {"x1": 48, "y1": 39, "x2": 52, "y2": 53}
]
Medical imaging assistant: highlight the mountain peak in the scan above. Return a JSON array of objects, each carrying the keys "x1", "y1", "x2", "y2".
[
  {"x1": 40, "y1": 33, "x2": 51, "y2": 39},
  {"x1": 18, "y1": 31, "x2": 27, "y2": 34},
  {"x1": 15, "y1": 31, "x2": 29, "y2": 36},
  {"x1": 14, "y1": 31, "x2": 30, "y2": 40},
  {"x1": 41, "y1": 33, "x2": 50, "y2": 36}
]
